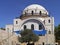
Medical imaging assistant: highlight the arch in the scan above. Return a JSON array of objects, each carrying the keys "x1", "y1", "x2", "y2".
[
  {"x1": 21, "y1": 19, "x2": 45, "y2": 30},
  {"x1": 16, "y1": 21, "x2": 18, "y2": 24},
  {"x1": 39, "y1": 11, "x2": 41, "y2": 15},
  {"x1": 39, "y1": 24, "x2": 43, "y2": 30},
  {"x1": 48, "y1": 19, "x2": 50, "y2": 23},
  {"x1": 31, "y1": 24, "x2": 34, "y2": 30},
  {"x1": 49, "y1": 30, "x2": 51, "y2": 34},
  {"x1": 24, "y1": 25, "x2": 26, "y2": 30},
  {"x1": 31, "y1": 10, "x2": 34, "y2": 15}
]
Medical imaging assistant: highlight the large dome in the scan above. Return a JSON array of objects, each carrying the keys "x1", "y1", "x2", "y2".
[{"x1": 22, "y1": 4, "x2": 49, "y2": 16}]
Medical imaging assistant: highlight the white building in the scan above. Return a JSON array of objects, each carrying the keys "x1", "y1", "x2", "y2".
[{"x1": 6, "y1": 4, "x2": 55, "y2": 45}]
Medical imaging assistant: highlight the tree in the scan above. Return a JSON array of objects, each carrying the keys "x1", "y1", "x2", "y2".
[
  {"x1": 58, "y1": 24, "x2": 60, "y2": 30},
  {"x1": 0, "y1": 28, "x2": 5, "y2": 30},
  {"x1": 55, "y1": 24, "x2": 60, "y2": 41},
  {"x1": 18, "y1": 29, "x2": 39, "y2": 44}
]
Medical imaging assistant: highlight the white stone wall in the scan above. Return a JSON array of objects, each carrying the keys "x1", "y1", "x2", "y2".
[
  {"x1": 21, "y1": 21, "x2": 39, "y2": 30},
  {"x1": 6, "y1": 25, "x2": 13, "y2": 34},
  {"x1": 37, "y1": 34, "x2": 55, "y2": 45},
  {"x1": 13, "y1": 17, "x2": 45, "y2": 31},
  {"x1": 20, "y1": 17, "x2": 45, "y2": 30},
  {"x1": 13, "y1": 19, "x2": 22, "y2": 31}
]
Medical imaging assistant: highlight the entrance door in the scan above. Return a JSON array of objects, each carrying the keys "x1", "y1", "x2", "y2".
[{"x1": 27, "y1": 43, "x2": 34, "y2": 45}]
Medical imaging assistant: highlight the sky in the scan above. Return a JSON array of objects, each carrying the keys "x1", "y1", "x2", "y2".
[{"x1": 0, "y1": 0, "x2": 60, "y2": 28}]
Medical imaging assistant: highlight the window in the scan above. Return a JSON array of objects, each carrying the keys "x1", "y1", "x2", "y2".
[
  {"x1": 24, "y1": 25, "x2": 26, "y2": 30},
  {"x1": 49, "y1": 31, "x2": 51, "y2": 34},
  {"x1": 31, "y1": 24, "x2": 34, "y2": 30},
  {"x1": 39, "y1": 11, "x2": 41, "y2": 15},
  {"x1": 16, "y1": 21, "x2": 18, "y2": 24},
  {"x1": 48, "y1": 19, "x2": 50, "y2": 23},
  {"x1": 31, "y1": 11, "x2": 34, "y2": 15},
  {"x1": 39, "y1": 24, "x2": 42, "y2": 30}
]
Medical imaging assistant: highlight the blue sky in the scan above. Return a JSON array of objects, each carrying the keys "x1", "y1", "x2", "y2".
[{"x1": 0, "y1": 0, "x2": 60, "y2": 28}]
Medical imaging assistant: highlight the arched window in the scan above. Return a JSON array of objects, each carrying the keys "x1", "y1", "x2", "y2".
[
  {"x1": 48, "y1": 19, "x2": 50, "y2": 23},
  {"x1": 31, "y1": 11, "x2": 34, "y2": 15},
  {"x1": 16, "y1": 21, "x2": 18, "y2": 24},
  {"x1": 39, "y1": 11, "x2": 41, "y2": 15},
  {"x1": 31, "y1": 24, "x2": 34, "y2": 30},
  {"x1": 49, "y1": 31, "x2": 51, "y2": 34},
  {"x1": 39, "y1": 24, "x2": 42, "y2": 30},
  {"x1": 24, "y1": 25, "x2": 26, "y2": 30}
]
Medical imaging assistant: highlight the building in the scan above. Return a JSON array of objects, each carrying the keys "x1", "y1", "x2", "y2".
[{"x1": 5, "y1": 4, "x2": 55, "y2": 45}]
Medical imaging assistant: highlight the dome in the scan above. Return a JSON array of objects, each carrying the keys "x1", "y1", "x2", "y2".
[{"x1": 22, "y1": 4, "x2": 49, "y2": 16}]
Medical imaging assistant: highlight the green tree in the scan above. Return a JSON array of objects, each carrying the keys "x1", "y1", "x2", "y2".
[
  {"x1": 0, "y1": 28, "x2": 5, "y2": 30},
  {"x1": 58, "y1": 24, "x2": 60, "y2": 30},
  {"x1": 18, "y1": 29, "x2": 39, "y2": 44},
  {"x1": 55, "y1": 24, "x2": 60, "y2": 41}
]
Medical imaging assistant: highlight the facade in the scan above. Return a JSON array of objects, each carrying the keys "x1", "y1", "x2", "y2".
[{"x1": 5, "y1": 4, "x2": 55, "y2": 45}]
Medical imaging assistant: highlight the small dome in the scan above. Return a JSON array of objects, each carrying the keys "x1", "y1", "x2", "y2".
[{"x1": 23, "y1": 4, "x2": 49, "y2": 15}]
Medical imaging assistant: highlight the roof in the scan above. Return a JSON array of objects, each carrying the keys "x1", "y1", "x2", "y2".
[{"x1": 23, "y1": 4, "x2": 49, "y2": 15}]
